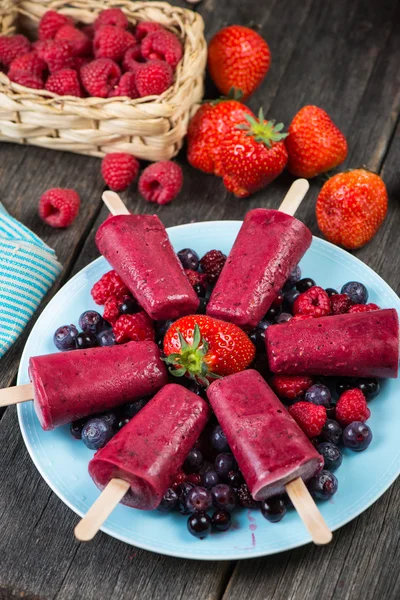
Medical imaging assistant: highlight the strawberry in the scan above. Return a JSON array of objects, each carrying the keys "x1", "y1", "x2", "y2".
[
  {"x1": 286, "y1": 105, "x2": 348, "y2": 178},
  {"x1": 207, "y1": 25, "x2": 271, "y2": 100},
  {"x1": 163, "y1": 315, "x2": 255, "y2": 386},
  {"x1": 216, "y1": 109, "x2": 288, "y2": 197},
  {"x1": 316, "y1": 169, "x2": 388, "y2": 249},
  {"x1": 187, "y1": 99, "x2": 254, "y2": 174}
]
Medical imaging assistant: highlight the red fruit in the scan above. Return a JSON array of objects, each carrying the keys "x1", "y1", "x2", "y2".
[
  {"x1": 207, "y1": 26, "x2": 270, "y2": 100},
  {"x1": 163, "y1": 315, "x2": 255, "y2": 385},
  {"x1": 94, "y1": 26, "x2": 135, "y2": 61},
  {"x1": 80, "y1": 58, "x2": 121, "y2": 97},
  {"x1": 200, "y1": 250, "x2": 226, "y2": 284},
  {"x1": 316, "y1": 169, "x2": 388, "y2": 250},
  {"x1": 330, "y1": 293, "x2": 354, "y2": 315},
  {"x1": 113, "y1": 312, "x2": 155, "y2": 344},
  {"x1": 122, "y1": 45, "x2": 144, "y2": 72},
  {"x1": 101, "y1": 153, "x2": 140, "y2": 191},
  {"x1": 55, "y1": 25, "x2": 92, "y2": 56},
  {"x1": 8, "y1": 70, "x2": 43, "y2": 89},
  {"x1": 141, "y1": 29, "x2": 182, "y2": 69},
  {"x1": 136, "y1": 21, "x2": 163, "y2": 41},
  {"x1": 103, "y1": 294, "x2": 120, "y2": 324},
  {"x1": 108, "y1": 71, "x2": 139, "y2": 98},
  {"x1": 335, "y1": 389, "x2": 370, "y2": 426},
  {"x1": 9, "y1": 52, "x2": 46, "y2": 77},
  {"x1": 187, "y1": 100, "x2": 254, "y2": 174},
  {"x1": 348, "y1": 303, "x2": 380, "y2": 313},
  {"x1": 186, "y1": 473, "x2": 202, "y2": 485},
  {"x1": 293, "y1": 286, "x2": 331, "y2": 318},
  {"x1": 270, "y1": 375, "x2": 314, "y2": 400},
  {"x1": 171, "y1": 471, "x2": 187, "y2": 490},
  {"x1": 217, "y1": 108, "x2": 288, "y2": 198},
  {"x1": 45, "y1": 68, "x2": 82, "y2": 97},
  {"x1": 0, "y1": 35, "x2": 31, "y2": 67},
  {"x1": 38, "y1": 188, "x2": 80, "y2": 228},
  {"x1": 94, "y1": 8, "x2": 129, "y2": 30},
  {"x1": 37, "y1": 40, "x2": 75, "y2": 73},
  {"x1": 286, "y1": 106, "x2": 348, "y2": 178},
  {"x1": 91, "y1": 270, "x2": 129, "y2": 305},
  {"x1": 184, "y1": 269, "x2": 208, "y2": 288},
  {"x1": 289, "y1": 402, "x2": 327, "y2": 438},
  {"x1": 38, "y1": 11, "x2": 74, "y2": 40},
  {"x1": 138, "y1": 161, "x2": 183, "y2": 205},
  {"x1": 135, "y1": 59, "x2": 173, "y2": 97}
]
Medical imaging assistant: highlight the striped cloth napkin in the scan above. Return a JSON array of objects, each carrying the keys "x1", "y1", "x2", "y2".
[{"x1": 0, "y1": 203, "x2": 62, "y2": 359}]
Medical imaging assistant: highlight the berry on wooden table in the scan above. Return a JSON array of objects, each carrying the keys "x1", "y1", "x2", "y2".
[
  {"x1": 141, "y1": 29, "x2": 183, "y2": 69},
  {"x1": 138, "y1": 161, "x2": 183, "y2": 205},
  {"x1": 38, "y1": 188, "x2": 80, "y2": 228},
  {"x1": 101, "y1": 153, "x2": 140, "y2": 191},
  {"x1": 135, "y1": 59, "x2": 174, "y2": 97},
  {"x1": 289, "y1": 402, "x2": 327, "y2": 438},
  {"x1": 45, "y1": 68, "x2": 82, "y2": 96},
  {"x1": 80, "y1": 58, "x2": 121, "y2": 97},
  {"x1": 335, "y1": 389, "x2": 370, "y2": 426}
]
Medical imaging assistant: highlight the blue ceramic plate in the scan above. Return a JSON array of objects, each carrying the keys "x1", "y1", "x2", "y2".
[{"x1": 17, "y1": 221, "x2": 400, "y2": 560}]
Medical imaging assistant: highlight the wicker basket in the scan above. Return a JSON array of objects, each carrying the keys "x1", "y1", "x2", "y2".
[{"x1": 0, "y1": 1, "x2": 207, "y2": 160}]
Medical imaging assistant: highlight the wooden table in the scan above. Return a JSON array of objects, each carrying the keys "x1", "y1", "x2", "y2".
[{"x1": 0, "y1": 0, "x2": 399, "y2": 598}]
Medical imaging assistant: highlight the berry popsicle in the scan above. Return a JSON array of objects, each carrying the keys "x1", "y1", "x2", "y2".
[
  {"x1": 96, "y1": 192, "x2": 199, "y2": 320},
  {"x1": 207, "y1": 181, "x2": 312, "y2": 329},
  {"x1": 266, "y1": 309, "x2": 399, "y2": 378}
]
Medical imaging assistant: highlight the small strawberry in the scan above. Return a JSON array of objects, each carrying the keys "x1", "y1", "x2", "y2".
[
  {"x1": 316, "y1": 169, "x2": 388, "y2": 250},
  {"x1": 207, "y1": 25, "x2": 271, "y2": 100},
  {"x1": 217, "y1": 109, "x2": 288, "y2": 198},
  {"x1": 289, "y1": 402, "x2": 327, "y2": 438},
  {"x1": 270, "y1": 375, "x2": 314, "y2": 400},
  {"x1": 348, "y1": 303, "x2": 380, "y2": 313},
  {"x1": 163, "y1": 315, "x2": 255, "y2": 385},
  {"x1": 335, "y1": 389, "x2": 370, "y2": 426},
  {"x1": 293, "y1": 286, "x2": 331, "y2": 318}
]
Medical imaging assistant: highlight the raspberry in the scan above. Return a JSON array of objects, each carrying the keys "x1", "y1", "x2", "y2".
[
  {"x1": 113, "y1": 312, "x2": 155, "y2": 343},
  {"x1": 330, "y1": 293, "x2": 354, "y2": 315},
  {"x1": 101, "y1": 153, "x2": 140, "y2": 191},
  {"x1": 141, "y1": 29, "x2": 183, "y2": 69},
  {"x1": 55, "y1": 25, "x2": 92, "y2": 56},
  {"x1": 289, "y1": 402, "x2": 327, "y2": 438},
  {"x1": 93, "y1": 25, "x2": 135, "y2": 61},
  {"x1": 81, "y1": 58, "x2": 121, "y2": 97},
  {"x1": 184, "y1": 269, "x2": 208, "y2": 288},
  {"x1": 37, "y1": 40, "x2": 75, "y2": 73},
  {"x1": 348, "y1": 303, "x2": 380, "y2": 313},
  {"x1": 82, "y1": 25, "x2": 95, "y2": 40},
  {"x1": 200, "y1": 250, "x2": 227, "y2": 283},
  {"x1": 135, "y1": 59, "x2": 174, "y2": 97},
  {"x1": 45, "y1": 68, "x2": 82, "y2": 96},
  {"x1": 38, "y1": 188, "x2": 80, "y2": 228},
  {"x1": 236, "y1": 483, "x2": 259, "y2": 508},
  {"x1": 0, "y1": 35, "x2": 31, "y2": 67},
  {"x1": 9, "y1": 52, "x2": 46, "y2": 77},
  {"x1": 8, "y1": 70, "x2": 43, "y2": 89},
  {"x1": 293, "y1": 286, "x2": 331, "y2": 317},
  {"x1": 270, "y1": 374, "x2": 314, "y2": 400},
  {"x1": 136, "y1": 21, "x2": 163, "y2": 41},
  {"x1": 103, "y1": 294, "x2": 121, "y2": 323},
  {"x1": 122, "y1": 45, "x2": 144, "y2": 72},
  {"x1": 335, "y1": 389, "x2": 370, "y2": 426},
  {"x1": 108, "y1": 71, "x2": 139, "y2": 98},
  {"x1": 91, "y1": 270, "x2": 129, "y2": 305},
  {"x1": 74, "y1": 56, "x2": 90, "y2": 70},
  {"x1": 38, "y1": 11, "x2": 74, "y2": 40},
  {"x1": 94, "y1": 8, "x2": 129, "y2": 30},
  {"x1": 138, "y1": 161, "x2": 183, "y2": 205}
]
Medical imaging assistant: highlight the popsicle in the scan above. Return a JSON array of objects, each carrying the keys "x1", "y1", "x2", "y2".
[
  {"x1": 206, "y1": 180, "x2": 312, "y2": 329},
  {"x1": 95, "y1": 192, "x2": 199, "y2": 321},
  {"x1": 0, "y1": 341, "x2": 167, "y2": 430},
  {"x1": 75, "y1": 384, "x2": 210, "y2": 540},
  {"x1": 266, "y1": 309, "x2": 399, "y2": 378}
]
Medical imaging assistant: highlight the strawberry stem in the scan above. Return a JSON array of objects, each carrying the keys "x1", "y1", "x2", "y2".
[{"x1": 236, "y1": 108, "x2": 288, "y2": 147}]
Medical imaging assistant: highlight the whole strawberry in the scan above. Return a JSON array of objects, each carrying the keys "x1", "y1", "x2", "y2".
[
  {"x1": 286, "y1": 105, "x2": 348, "y2": 178},
  {"x1": 163, "y1": 315, "x2": 255, "y2": 385},
  {"x1": 207, "y1": 26, "x2": 270, "y2": 100},
  {"x1": 316, "y1": 169, "x2": 388, "y2": 249},
  {"x1": 217, "y1": 109, "x2": 288, "y2": 197}
]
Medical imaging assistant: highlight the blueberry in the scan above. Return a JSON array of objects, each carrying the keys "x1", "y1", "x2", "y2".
[
  {"x1": 288, "y1": 265, "x2": 302, "y2": 285},
  {"x1": 100, "y1": 412, "x2": 118, "y2": 428},
  {"x1": 197, "y1": 297, "x2": 208, "y2": 315},
  {"x1": 343, "y1": 421, "x2": 372, "y2": 451},
  {"x1": 186, "y1": 486, "x2": 213, "y2": 513},
  {"x1": 249, "y1": 320, "x2": 271, "y2": 353},
  {"x1": 158, "y1": 488, "x2": 178, "y2": 512},
  {"x1": 356, "y1": 378, "x2": 380, "y2": 399},
  {"x1": 316, "y1": 442, "x2": 342, "y2": 471},
  {"x1": 265, "y1": 305, "x2": 282, "y2": 320},
  {"x1": 305, "y1": 384, "x2": 331, "y2": 407},
  {"x1": 212, "y1": 509, "x2": 232, "y2": 532},
  {"x1": 176, "y1": 481, "x2": 195, "y2": 514},
  {"x1": 202, "y1": 470, "x2": 220, "y2": 489},
  {"x1": 97, "y1": 329, "x2": 116, "y2": 346},
  {"x1": 215, "y1": 453, "x2": 237, "y2": 479},
  {"x1": 326, "y1": 403, "x2": 337, "y2": 420},
  {"x1": 81, "y1": 416, "x2": 115, "y2": 450},
  {"x1": 226, "y1": 470, "x2": 244, "y2": 488},
  {"x1": 178, "y1": 248, "x2": 200, "y2": 271},
  {"x1": 341, "y1": 281, "x2": 368, "y2": 304},
  {"x1": 79, "y1": 310, "x2": 104, "y2": 334},
  {"x1": 261, "y1": 496, "x2": 287, "y2": 522},
  {"x1": 210, "y1": 425, "x2": 231, "y2": 453},
  {"x1": 325, "y1": 288, "x2": 338, "y2": 297},
  {"x1": 211, "y1": 484, "x2": 237, "y2": 511},
  {"x1": 123, "y1": 398, "x2": 149, "y2": 419},
  {"x1": 53, "y1": 324, "x2": 78, "y2": 351},
  {"x1": 75, "y1": 332, "x2": 98, "y2": 349},
  {"x1": 308, "y1": 470, "x2": 338, "y2": 500},
  {"x1": 117, "y1": 417, "x2": 130, "y2": 430},
  {"x1": 118, "y1": 298, "x2": 140, "y2": 315},
  {"x1": 336, "y1": 378, "x2": 356, "y2": 398},
  {"x1": 296, "y1": 277, "x2": 316, "y2": 293},
  {"x1": 319, "y1": 419, "x2": 342, "y2": 444},
  {"x1": 187, "y1": 512, "x2": 212, "y2": 539},
  {"x1": 282, "y1": 288, "x2": 300, "y2": 312},
  {"x1": 70, "y1": 418, "x2": 86, "y2": 439},
  {"x1": 183, "y1": 449, "x2": 204, "y2": 474},
  {"x1": 274, "y1": 312, "x2": 293, "y2": 324}
]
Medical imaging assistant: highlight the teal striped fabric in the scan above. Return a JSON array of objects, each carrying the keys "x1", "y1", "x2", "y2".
[{"x1": 0, "y1": 203, "x2": 62, "y2": 359}]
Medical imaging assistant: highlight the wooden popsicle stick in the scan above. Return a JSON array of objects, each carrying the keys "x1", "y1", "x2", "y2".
[
  {"x1": 74, "y1": 478, "x2": 131, "y2": 542},
  {"x1": 102, "y1": 191, "x2": 131, "y2": 216},
  {"x1": 0, "y1": 382, "x2": 33, "y2": 407},
  {"x1": 286, "y1": 477, "x2": 332, "y2": 545},
  {"x1": 278, "y1": 179, "x2": 310, "y2": 217}
]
